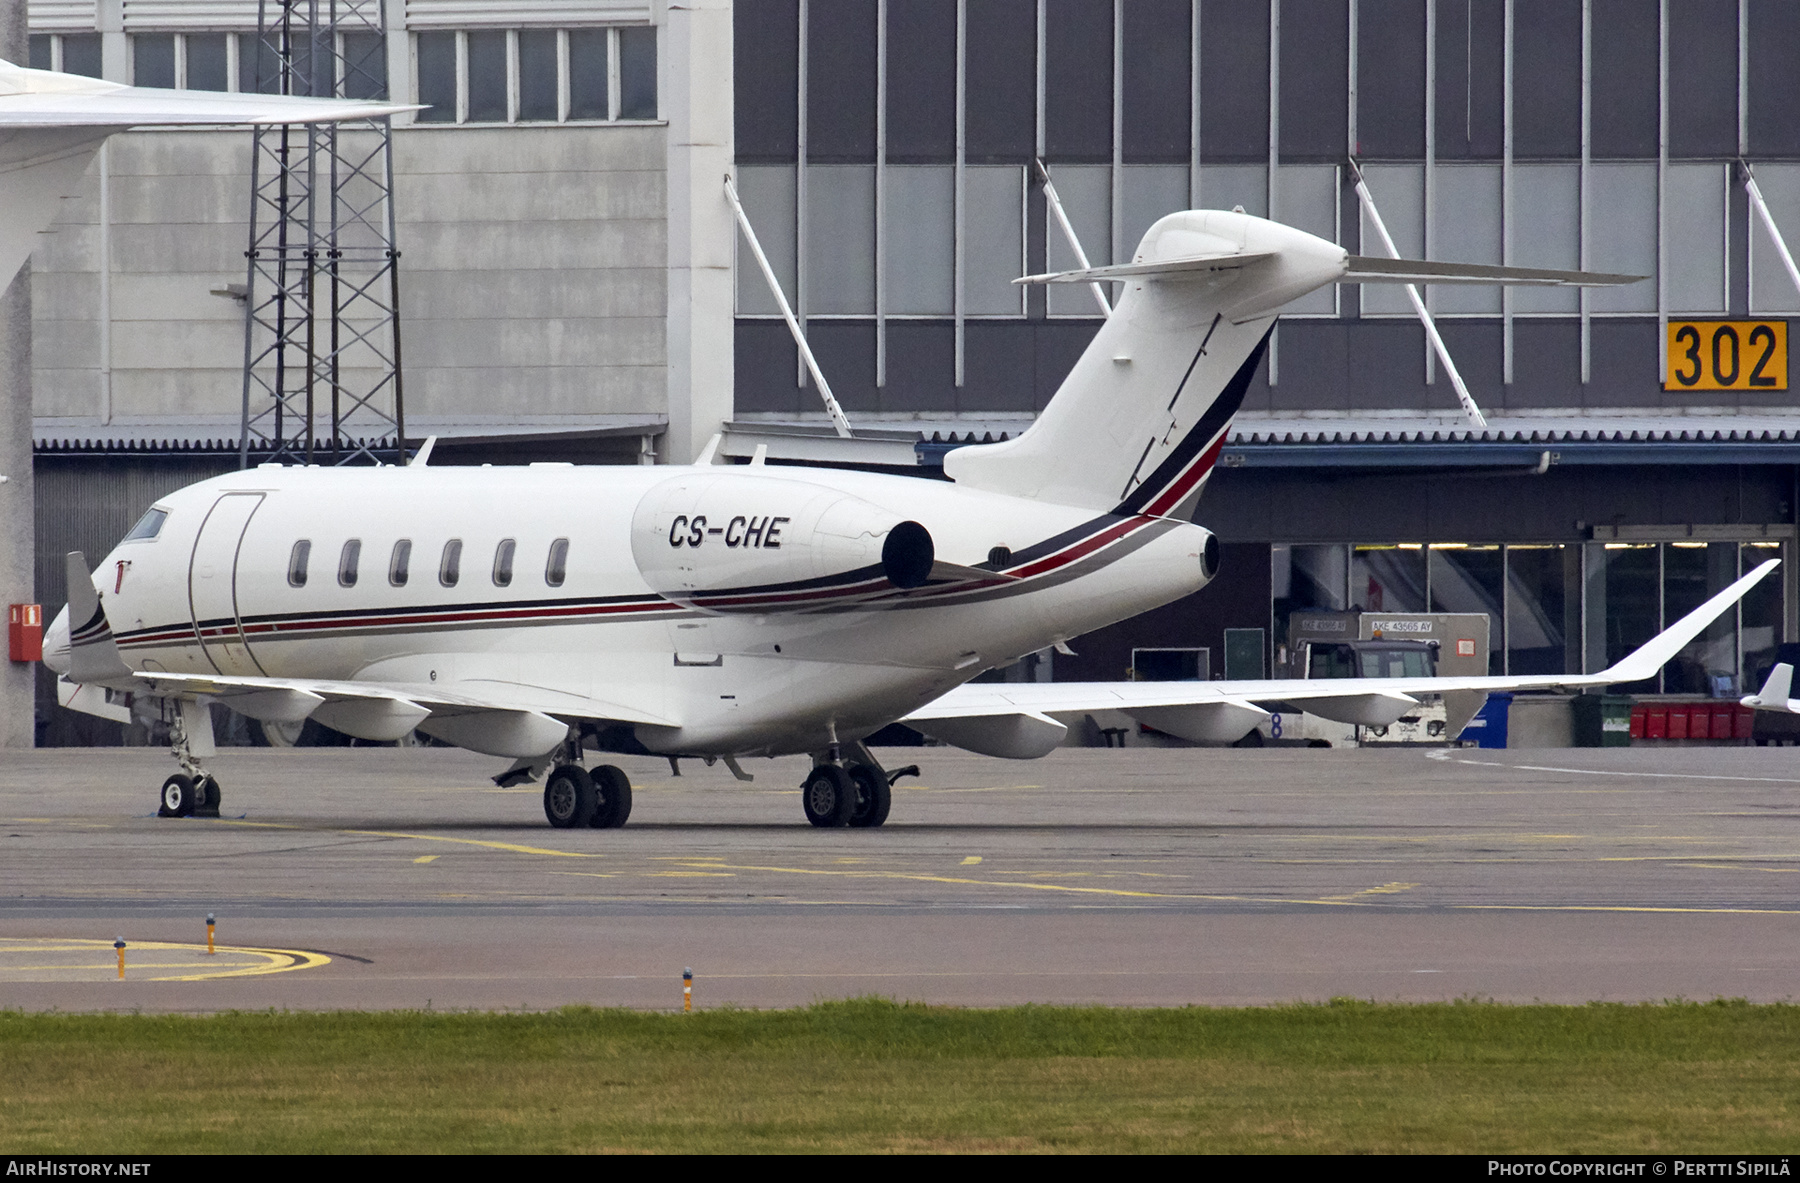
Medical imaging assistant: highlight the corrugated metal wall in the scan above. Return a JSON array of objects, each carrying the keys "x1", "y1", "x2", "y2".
[{"x1": 34, "y1": 456, "x2": 235, "y2": 608}]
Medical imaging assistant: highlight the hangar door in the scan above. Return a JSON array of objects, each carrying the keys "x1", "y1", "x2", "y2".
[{"x1": 188, "y1": 492, "x2": 266, "y2": 676}]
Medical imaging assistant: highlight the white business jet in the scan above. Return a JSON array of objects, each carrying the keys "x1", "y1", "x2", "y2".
[{"x1": 23, "y1": 103, "x2": 1771, "y2": 827}]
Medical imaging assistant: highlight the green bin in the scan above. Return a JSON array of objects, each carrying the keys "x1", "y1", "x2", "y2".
[{"x1": 1572, "y1": 693, "x2": 1633, "y2": 748}]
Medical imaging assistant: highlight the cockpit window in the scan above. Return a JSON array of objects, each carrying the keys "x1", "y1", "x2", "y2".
[{"x1": 122, "y1": 507, "x2": 168, "y2": 542}]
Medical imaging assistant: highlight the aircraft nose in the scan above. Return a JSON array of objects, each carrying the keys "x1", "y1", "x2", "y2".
[{"x1": 42, "y1": 604, "x2": 70, "y2": 676}]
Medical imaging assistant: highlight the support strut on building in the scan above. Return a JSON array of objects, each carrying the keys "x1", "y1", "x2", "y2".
[
  {"x1": 238, "y1": 0, "x2": 404, "y2": 468},
  {"x1": 1348, "y1": 157, "x2": 1488, "y2": 429},
  {"x1": 1035, "y1": 159, "x2": 1113, "y2": 318},
  {"x1": 724, "y1": 173, "x2": 854, "y2": 438},
  {"x1": 1741, "y1": 160, "x2": 1800, "y2": 302}
]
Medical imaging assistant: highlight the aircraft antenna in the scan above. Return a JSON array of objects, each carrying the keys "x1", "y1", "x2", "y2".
[
  {"x1": 723, "y1": 174, "x2": 853, "y2": 438},
  {"x1": 1348, "y1": 157, "x2": 1488, "y2": 429},
  {"x1": 237, "y1": 0, "x2": 406, "y2": 467}
]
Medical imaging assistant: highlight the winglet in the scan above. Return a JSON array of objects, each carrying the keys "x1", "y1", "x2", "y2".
[
  {"x1": 63, "y1": 551, "x2": 131, "y2": 683},
  {"x1": 1600, "y1": 559, "x2": 1779, "y2": 684},
  {"x1": 1743, "y1": 662, "x2": 1796, "y2": 712}
]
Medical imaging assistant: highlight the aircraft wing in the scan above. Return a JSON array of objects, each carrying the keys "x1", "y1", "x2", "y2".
[
  {"x1": 904, "y1": 559, "x2": 1779, "y2": 757},
  {"x1": 0, "y1": 60, "x2": 417, "y2": 291}
]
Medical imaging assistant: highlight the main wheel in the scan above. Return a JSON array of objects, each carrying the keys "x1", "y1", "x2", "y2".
[
  {"x1": 159, "y1": 774, "x2": 196, "y2": 818},
  {"x1": 847, "y1": 763, "x2": 891, "y2": 828},
  {"x1": 543, "y1": 764, "x2": 597, "y2": 828},
  {"x1": 590, "y1": 765, "x2": 634, "y2": 829},
  {"x1": 802, "y1": 764, "x2": 856, "y2": 828}
]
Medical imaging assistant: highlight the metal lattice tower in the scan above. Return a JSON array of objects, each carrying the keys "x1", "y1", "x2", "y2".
[{"x1": 238, "y1": 0, "x2": 404, "y2": 467}]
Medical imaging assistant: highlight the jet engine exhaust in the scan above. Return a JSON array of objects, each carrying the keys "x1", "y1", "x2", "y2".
[{"x1": 881, "y1": 521, "x2": 934, "y2": 589}]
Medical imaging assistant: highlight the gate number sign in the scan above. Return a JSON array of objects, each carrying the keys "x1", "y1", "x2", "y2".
[{"x1": 1665, "y1": 320, "x2": 1788, "y2": 391}]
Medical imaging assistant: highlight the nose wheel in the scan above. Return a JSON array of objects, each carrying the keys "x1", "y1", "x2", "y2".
[
  {"x1": 157, "y1": 774, "x2": 221, "y2": 818},
  {"x1": 157, "y1": 701, "x2": 222, "y2": 818}
]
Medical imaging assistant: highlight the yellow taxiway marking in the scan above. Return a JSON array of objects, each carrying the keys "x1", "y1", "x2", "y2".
[
  {"x1": 1676, "y1": 863, "x2": 1800, "y2": 873},
  {"x1": 657, "y1": 859, "x2": 1373, "y2": 906},
  {"x1": 961, "y1": 856, "x2": 982, "y2": 865},
  {"x1": 215, "y1": 819, "x2": 595, "y2": 858},
  {"x1": 0, "y1": 937, "x2": 328, "y2": 982},
  {"x1": 413, "y1": 855, "x2": 439, "y2": 864},
  {"x1": 646, "y1": 871, "x2": 736, "y2": 878},
  {"x1": 1324, "y1": 881, "x2": 1423, "y2": 901}
]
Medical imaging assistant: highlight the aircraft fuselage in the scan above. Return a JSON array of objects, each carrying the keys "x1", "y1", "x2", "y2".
[{"x1": 56, "y1": 461, "x2": 1216, "y2": 757}]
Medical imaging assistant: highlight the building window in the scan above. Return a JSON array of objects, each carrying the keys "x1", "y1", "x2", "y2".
[
  {"x1": 30, "y1": 34, "x2": 102, "y2": 78},
  {"x1": 78, "y1": 32, "x2": 390, "y2": 96},
  {"x1": 413, "y1": 28, "x2": 656, "y2": 125}
]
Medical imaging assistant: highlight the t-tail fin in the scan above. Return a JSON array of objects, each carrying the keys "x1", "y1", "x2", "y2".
[
  {"x1": 943, "y1": 210, "x2": 1342, "y2": 517},
  {"x1": 943, "y1": 208, "x2": 1638, "y2": 518}
]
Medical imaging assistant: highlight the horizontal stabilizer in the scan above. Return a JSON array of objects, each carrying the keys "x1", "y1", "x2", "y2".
[
  {"x1": 1343, "y1": 256, "x2": 1641, "y2": 286},
  {"x1": 1016, "y1": 251, "x2": 1275, "y2": 285}
]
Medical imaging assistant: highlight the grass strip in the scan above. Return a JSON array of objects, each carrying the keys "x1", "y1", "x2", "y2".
[{"x1": 3, "y1": 997, "x2": 1799, "y2": 1153}]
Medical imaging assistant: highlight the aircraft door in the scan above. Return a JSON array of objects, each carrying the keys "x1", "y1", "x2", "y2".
[{"x1": 188, "y1": 492, "x2": 267, "y2": 676}]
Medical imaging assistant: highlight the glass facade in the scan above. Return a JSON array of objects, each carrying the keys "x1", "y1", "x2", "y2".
[
  {"x1": 733, "y1": 0, "x2": 1800, "y2": 416},
  {"x1": 1275, "y1": 537, "x2": 1789, "y2": 692}
]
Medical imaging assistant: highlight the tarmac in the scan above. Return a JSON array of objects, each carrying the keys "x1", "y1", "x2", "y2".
[{"x1": 4, "y1": 742, "x2": 1800, "y2": 1011}]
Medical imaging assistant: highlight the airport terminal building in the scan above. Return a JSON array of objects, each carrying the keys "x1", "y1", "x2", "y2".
[{"x1": 23, "y1": 0, "x2": 1800, "y2": 739}]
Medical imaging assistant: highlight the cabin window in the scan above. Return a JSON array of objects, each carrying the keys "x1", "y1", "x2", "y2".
[
  {"x1": 338, "y1": 539, "x2": 362, "y2": 588},
  {"x1": 440, "y1": 539, "x2": 462, "y2": 587},
  {"x1": 389, "y1": 539, "x2": 412, "y2": 587},
  {"x1": 493, "y1": 538, "x2": 516, "y2": 587},
  {"x1": 287, "y1": 540, "x2": 311, "y2": 588},
  {"x1": 122, "y1": 507, "x2": 168, "y2": 542},
  {"x1": 545, "y1": 538, "x2": 569, "y2": 587}
]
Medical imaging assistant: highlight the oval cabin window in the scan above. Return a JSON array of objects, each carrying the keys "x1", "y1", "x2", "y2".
[
  {"x1": 493, "y1": 538, "x2": 516, "y2": 587},
  {"x1": 288, "y1": 540, "x2": 311, "y2": 588},
  {"x1": 339, "y1": 539, "x2": 362, "y2": 588},
  {"x1": 545, "y1": 538, "x2": 569, "y2": 587},
  {"x1": 439, "y1": 539, "x2": 462, "y2": 587},
  {"x1": 390, "y1": 539, "x2": 412, "y2": 587}
]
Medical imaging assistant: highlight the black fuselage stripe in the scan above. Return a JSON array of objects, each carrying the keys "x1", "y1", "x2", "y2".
[{"x1": 1113, "y1": 325, "x2": 1272, "y2": 517}]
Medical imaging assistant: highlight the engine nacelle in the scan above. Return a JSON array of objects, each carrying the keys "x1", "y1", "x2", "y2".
[{"x1": 631, "y1": 472, "x2": 934, "y2": 612}]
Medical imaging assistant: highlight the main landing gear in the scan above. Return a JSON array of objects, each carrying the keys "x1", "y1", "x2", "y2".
[
  {"x1": 156, "y1": 700, "x2": 221, "y2": 819},
  {"x1": 543, "y1": 762, "x2": 634, "y2": 829},
  {"x1": 802, "y1": 742, "x2": 917, "y2": 829}
]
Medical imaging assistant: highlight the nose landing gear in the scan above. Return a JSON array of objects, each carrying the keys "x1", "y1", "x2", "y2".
[{"x1": 156, "y1": 700, "x2": 222, "y2": 818}]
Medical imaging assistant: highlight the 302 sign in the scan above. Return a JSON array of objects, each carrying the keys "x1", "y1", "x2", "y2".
[{"x1": 1665, "y1": 320, "x2": 1788, "y2": 391}]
